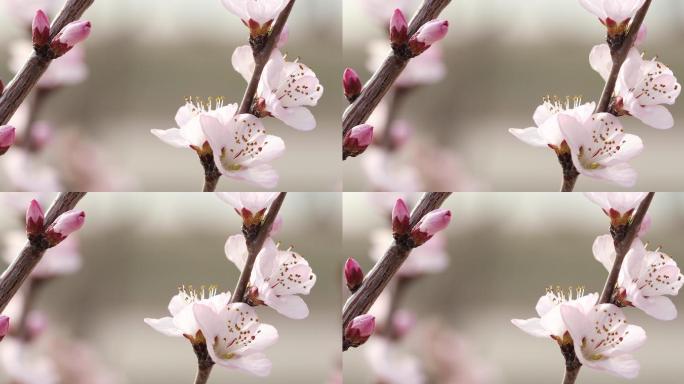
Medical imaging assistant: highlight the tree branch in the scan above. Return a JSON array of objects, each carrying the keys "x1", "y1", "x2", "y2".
[
  {"x1": 341, "y1": 0, "x2": 451, "y2": 138},
  {"x1": 237, "y1": 0, "x2": 295, "y2": 115},
  {"x1": 0, "y1": 192, "x2": 87, "y2": 312},
  {"x1": 230, "y1": 192, "x2": 287, "y2": 303},
  {"x1": 561, "y1": 192, "x2": 655, "y2": 384},
  {"x1": 561, "y1": 0, "x2": 652, "y2": 191},
  {"x1": 192, "y1": 341, "x2": 215, "y2": 384},
  {"x1": 0, "y1": 0, "x2": 94, "y2": 125},
  {"x1": 341, "y1": 192, "x2": 451, "y2": 347}
]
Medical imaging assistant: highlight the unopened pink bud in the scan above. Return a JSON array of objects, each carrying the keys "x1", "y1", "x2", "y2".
[
  {"x1": 411, "y1": 209, "x2": 451, "y2": 246},
  {"x1": 45, "y1": 210, "x2": 85, "y2": 246},
  {"x1": 392, "y1": 198, "x2": 410, "y2": 235},
  {"x1": 343, "y1": 124, "x2": 373, "y2": 159},
  {"x1": 634, "y1": 24, "x2": 647, "y2": 47},
  {"x1": 344, "y1": 258, "x2": 364, "y2": 293},
  {"x1": 343, "y1": 68, "x2": 362, "y2": 103},
  {"x1": 389, "y1": 9, "x2": 409, "y2": 46},
  {"x1": 32, "y1": 10, "x2": 51, "y2": 47},
  {"x1": 50, "y1": 20, "x2": 91, "y2": 57},
  {"x1": 0, "y1": 125, "x2": 16, "y2": 156},
  {"x1": 26, "y1": 199, "x2": 45, "y2": 236},
  {"x1": 409, "y1": 19, "x2": 448, "y2": 56},
  {"x1": 0, "y1": 316, "x2": 9, "y2": 342},
  {"x1": 344, "y1": 314, "x2": 375, "y2": 349}
]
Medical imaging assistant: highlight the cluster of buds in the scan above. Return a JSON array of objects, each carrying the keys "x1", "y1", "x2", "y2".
[
  {"x1": 391, "y1": 198, "x2": 451, "y2": 247},
  {"x1": 26, "y1": 199, "x2": 86, "y2": 248},
  {"x1": 344, "y1": 314, "x2": 376, "y2": 350},
  {"x1": 31, "y1": 9, "x2": 91, "y2": 58},
  {"x1": 389, "y1": 8, "x2": 448, "y2": 58},
  {"x1": 0, "y1": 125, "x2": 16, "y2": 156},
  {"x1": 343, "y1": 124, "x2": 374, "y2": 159}
]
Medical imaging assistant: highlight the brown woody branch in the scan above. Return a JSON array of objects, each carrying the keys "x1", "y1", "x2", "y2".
[
  {"x1": 230, "y1": 192, "x2": 287, "y2": 303},
  {"x1": 341, "y1": 0, "x2": 451, "y2": 139},
  {"x1": 561, "y1": 0, "x2": 652, "y2": 192},
  {"x1": 0, "y1": 0, "x2": 94, "y2": 126},
  {"x1": 341, "y1": 192, "x2": 451, "y2": 348},
  {"x1": 0, "y1": 192, "x2": 87, "y2": 312}
]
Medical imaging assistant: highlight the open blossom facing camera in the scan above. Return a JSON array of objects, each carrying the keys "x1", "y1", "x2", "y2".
[
  {"x1": 221, "y1": 0, "x2": 286, "y2": 36},
  {"x1": 512, "y1": 287, "x2": 598, "y2": 343},
  {"x1": 144, "y1": 287, "x2": 231, "y2": 342},
  {"x1": 593, "y1": 236, "x2": 683, "y2": 320},
  {"x1": 201, "y1": 113, "x2": 285, "y2": 188},
  {"x1": 561, "y1": 304, "x2": 646, "y2": 379},
  {"x1": 558, "y1": 113, "x2": 642, "y2": 187},
  {"x1": 225, "y1": 235, "x2": 316, "y2": 319},
  {"x1": 589, "y1": 44, "x2": 681, "y2": 129},
  {"x1": 193, "y1": 302, "x2": 278, "y2": 377},
  {"x1": 233, "y1": 49, "x2": 324, "y2": 131}
]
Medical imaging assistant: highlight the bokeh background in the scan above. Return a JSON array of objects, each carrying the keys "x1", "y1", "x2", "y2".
[
  {"x1": 0, "y1": 192, "x2": 341, "y2": 383},
  {"x1": 343, "y1": 0, "x2": 684, "y2": 191},
  {"x1": 343, "y1": 192, "x2": 684, "y2": 383},
  {"x1": 0, "y1": 0, "x2": 342, "y2": 191}
]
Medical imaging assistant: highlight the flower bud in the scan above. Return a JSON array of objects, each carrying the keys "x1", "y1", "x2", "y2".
[
  {"x1": 408, "y1": 19, "x2": 448, "y2": 56},
  {"x1": 343, "y1": 124, "x2": 373, "y2": 159},
  {"x1": 344, "y1": 258, "x2": 364, "y2": 293},
  {"x1": 389, "y1": 9, "x2": 408, "y2": 46},
  {"x1": 0, "y1": 316, "x2": 9, "y2": 342},
  {"x1": 392, "y1": 198, "x2": 410, "y2": 236},
  {"x1": 50, "y1": 20, "x2": 91, "y2": 57},
  {"x1": 45, "y1": 210, "x2": 85, "y2": 246},
  {"x1": 344, "y1": 314, "x2": 375, "y2": 349},
  {"x1": 0, "y1": 125, "x2": 16, "y2": 156},
  {"x1": 26, "y1": 199, "x2": 45, "y2": 236},
  {"x1": 32, "y1": 10, "x2": 51, "y2": 47},
  {"x1": 411, "y1": 209, "x2": 451, "y2": 246},
  {"x1": 343, "y1": 68, "x2": 362, "y2": 103}
]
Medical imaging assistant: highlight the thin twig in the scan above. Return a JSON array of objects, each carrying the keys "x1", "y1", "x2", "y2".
[
  {"x1": 342, "y1": 0, "x2": 451, "y2": 138},
  {"x1": 561, "y1": 192, "x2": 655, "y2": 384},
  {"x1": 0, "y1": 192, "x2": 87, "y2": 312},
  {"x1": 237, "y1": 0, "x2": 295, "y2": 115},
  {"x1": 230, "y1": 192, "x2": 287, "y2": 303},
  {"x1": 192, "y1": 341, "x2": 215, "y2": 384},
  {"x1": 341, "y1": 192, "x2": 451, "y2": 345},
  {"x1": 561, "y1": 0, "x2": 652, "y2": 192},
  {"x1": 0, "y1": 0, "x2": 94, "y2": 125}
]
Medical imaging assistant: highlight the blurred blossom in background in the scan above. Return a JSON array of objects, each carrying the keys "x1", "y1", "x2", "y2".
[
  {"x1": 0, "y1": 193, "x2": 341, "y2": 383},
  {"x1": 343, "y1": 0, "x2": 684, "y2": 191},
  {"x1": 0, "y1": 0, "x2": 342, "y2": 191},
  {"x1": 343, "y1": 192, "x2": 684, "y2": 384}
]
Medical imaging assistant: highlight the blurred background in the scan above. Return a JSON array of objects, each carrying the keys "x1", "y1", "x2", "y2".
[
  {"x1": 0, "y1": 0, "x2": 342, "y2": 191},
  {"x1": 343, "y1": 0, "x2": 684, "y2": 191},
  {"x1": 343, "y1": 192, "x2": 684, "y2": 383},
  {"x1": 0, "y1": 192, "x2": 341, "y2": 383}
]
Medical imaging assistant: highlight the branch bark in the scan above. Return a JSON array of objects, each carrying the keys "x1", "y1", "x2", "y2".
[
  {"x1": 230, "y1": 192, "x2": 287, "y2": 303},
  {"x1": 192, "y1": 341, "x2": 215, "y2": 384},
  {"x1": 561, "y1": 0, "x2": 652, "y2": 192},
  {"x1": 0, "y1": 0, "x2": 94, "y2": 125},
  {"x1": 341, "y1": 0, "x2": 451, "y2": 138},
  {"x1": 237, "y1": 0, "x2": 295, "y2": 115},
  {"x1": 0, "y1": 192, "x2": 87, "y2": 312},
  {"x1": 341, "y1": 192, "x2": 451, "y2": 345},
  {"x1": 561, "y1": 192, "x2": 655, "y2": 384}
]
